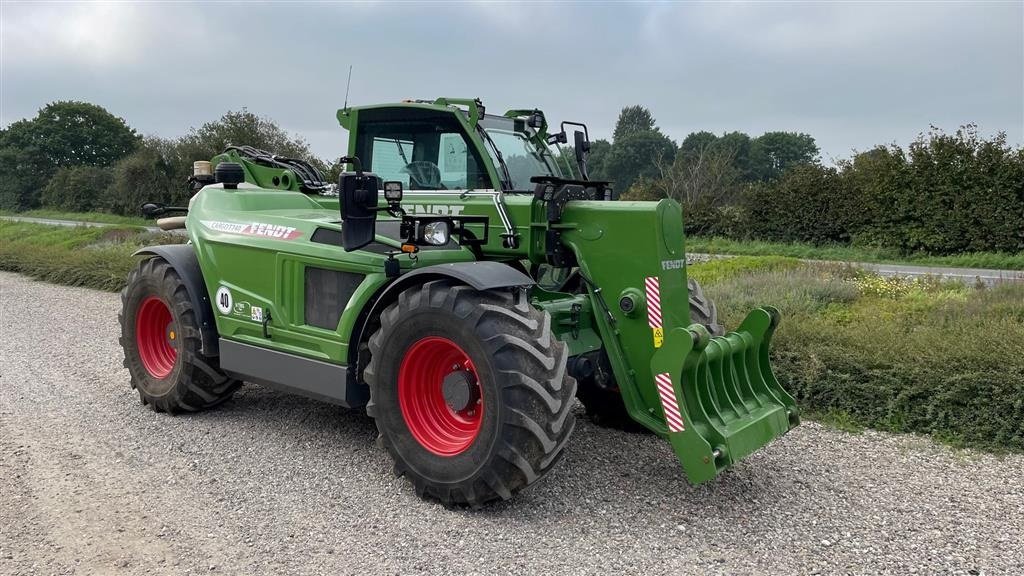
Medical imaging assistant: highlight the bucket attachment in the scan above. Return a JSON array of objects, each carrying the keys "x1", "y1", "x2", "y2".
[{"x1": 650, "y1": 306, "x2": 799, "y2": 485}]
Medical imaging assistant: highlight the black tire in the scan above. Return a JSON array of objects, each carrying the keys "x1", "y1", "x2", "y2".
[
  {"x1": 688, "y1": 278, "x2": 725, "y2": 336},
  {"x1": 364, "y1": 280, "x2": 576, "y2": 507},
  {"x1": 577, "y1": 278, "x2": 725, "y2": 429},
  {"x1": 119, "y1": 257, "x2": 240, "y2": 414}
]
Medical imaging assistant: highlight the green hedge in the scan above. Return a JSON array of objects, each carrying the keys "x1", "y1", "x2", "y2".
[{"x1": 740, "y1": 127, "x2": 1024, "y2": 255}]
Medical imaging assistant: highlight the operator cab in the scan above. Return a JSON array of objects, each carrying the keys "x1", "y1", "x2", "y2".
[{"x1": 351, "y1": 104, "x2": 566, "y2": 193}]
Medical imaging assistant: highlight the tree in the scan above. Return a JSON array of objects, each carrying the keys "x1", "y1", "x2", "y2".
[
  {"x1": 0, "y1": 101, "x2": 139, "y2": 209},
  {"x1": 716, "y1": 132, "x2": 755, "y2": 181},
  {"x1": 41, "y1": 166, "x2": 114, "y2": 212},
  {"x1": 586, "y1": 138, "x2": 612, "y2": 181},
  {"x1": 749, "y1": 131, "x2": 819, "y2": 180},
  {"x1": 11, "y1": 101, "x2": 139, "y2": 171},
  {"x1": 660, "y1": 139, "x2": 740, "y2": 209},
  {"x1": 0, "y1": 144, "x2": 50, "y2": 210},
  {"x1": 603, "y1": 131, "x2": 677, "y2": 194},
  {"x1": 612, "y1": 105, "x2": 657, "y2": 143}
]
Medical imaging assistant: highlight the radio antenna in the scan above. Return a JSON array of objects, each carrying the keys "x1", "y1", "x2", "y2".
[{"x1": 343, "y1": 65, "x2": 353, "y2": 110}]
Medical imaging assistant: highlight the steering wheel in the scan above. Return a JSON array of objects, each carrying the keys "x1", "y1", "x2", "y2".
[{"x1": 401, "y1": 161, "x2": 446, "y2": 190}]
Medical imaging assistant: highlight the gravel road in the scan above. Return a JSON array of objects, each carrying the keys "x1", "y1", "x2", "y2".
[{"x1": 2, "y1": 271, "x2": 1022, "y2": 575}]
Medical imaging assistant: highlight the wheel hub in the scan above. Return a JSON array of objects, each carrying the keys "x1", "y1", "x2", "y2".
[{"x1": 442, "y1": 369, "x2": 479, "y2": 412}]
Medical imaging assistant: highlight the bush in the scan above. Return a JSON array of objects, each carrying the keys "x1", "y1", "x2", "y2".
[
  {"x1": 739, "y1": 126, "x2": 1024, "y2": 254},
  {"x1": 103, "y1": 147, "x2": 177, "y2": 216},
  {"x1": 741, "y1": 164, "x2": 859, "y2": 243},
  {"x1": 40, "y1": 166, "x2": 113, "y2": 212},
  {"x1": 851, "y1": 127, "x2": 1024, "y2": 254},
  {"x1": 0, "y1": 145, "x2": 51, "y2": 210}
]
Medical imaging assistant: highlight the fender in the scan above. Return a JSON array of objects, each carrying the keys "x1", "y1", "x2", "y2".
[
  {"x1": 133, "y1": 244, "x2": 219, "y2": 356},
  {"x1": 348, "y1": 261, "x2": 535, "y2": 368}
]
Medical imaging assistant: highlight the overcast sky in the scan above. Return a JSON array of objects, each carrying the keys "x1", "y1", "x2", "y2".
[{"x1": 2, "y1": 1, "x2": 1022, "y2": 164}]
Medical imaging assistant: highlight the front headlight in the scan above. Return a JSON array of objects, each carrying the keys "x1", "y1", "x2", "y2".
[{"x1": 421, "y1": 221, "x2": 450, "y2": 246}]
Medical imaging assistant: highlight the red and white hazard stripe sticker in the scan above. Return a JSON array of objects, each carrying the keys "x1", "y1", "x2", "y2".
[
  {"x1": 655, "y1": 372, "x2": 685, "y2": 432},
  {"x1": 645, "y1": 276, "x2": 662, "y2": 328}
]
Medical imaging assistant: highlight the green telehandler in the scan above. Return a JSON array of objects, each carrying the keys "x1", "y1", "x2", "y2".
[{"x1": 121, "y1": 98, "x2": 799, "y2": 506}]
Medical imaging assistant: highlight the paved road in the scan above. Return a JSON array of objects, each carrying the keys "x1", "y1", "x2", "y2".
[
  {"x1": 2, "y1": 271, "x2": 1022, "y2": 575},
  {"x1": 688, "y1": 252, "x2": 1023, "y2": 285},
  {"x1": 849, "y1": 260, "x2": 1024, "y2": 284},
  {"x1": 0, "y1": 215, "x2": 161, "y2": 232}
]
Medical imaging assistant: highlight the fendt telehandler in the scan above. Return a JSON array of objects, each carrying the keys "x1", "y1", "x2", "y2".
[{"x1": 121, "y1": 98, "x2": 799, "y2": 506}]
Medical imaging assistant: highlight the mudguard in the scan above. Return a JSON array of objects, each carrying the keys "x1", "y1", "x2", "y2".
[
  {"x1": 349, "y1": 261, "x2": 535, "y2": 367},
  {"x1": 133, "y1": 245, "x2": 219, "y2": 356}
]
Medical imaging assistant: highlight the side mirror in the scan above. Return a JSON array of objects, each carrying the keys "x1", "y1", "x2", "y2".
[{"x1": 340, "y1": 171, "x2": 381, "y2": 251}]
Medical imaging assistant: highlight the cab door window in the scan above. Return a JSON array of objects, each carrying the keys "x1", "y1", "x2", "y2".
[{"x1": 357, "y1": 119, "x2": 491, "y2": 190}]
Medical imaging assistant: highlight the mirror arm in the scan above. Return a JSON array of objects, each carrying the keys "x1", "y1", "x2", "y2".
[{"x1": 338, "y1": 155, "x2": 364, "y2": 176}]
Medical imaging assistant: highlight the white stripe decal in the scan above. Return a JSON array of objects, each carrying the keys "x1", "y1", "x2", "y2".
[{"x1": 655, "y1": 372, "x2": 685, "y2": 432}]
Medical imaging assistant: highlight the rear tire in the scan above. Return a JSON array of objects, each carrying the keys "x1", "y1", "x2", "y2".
[
  {"x1": 364, "y1": 280, "x2": 576, "y2": 507},
  {"x1": 119, "y1": 257, "x2": 239, "y2": 413},
  {"x1": 578, "y1": 278, "x2": 725, "y2": 429}
]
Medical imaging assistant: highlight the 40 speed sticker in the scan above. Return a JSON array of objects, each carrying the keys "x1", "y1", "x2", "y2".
[
  {"x1": 215, "y1": 286, "x2": 233, "y2": 315},
  {"x1": 201, "y1": 220, "x2": 302, "y2": 240}
]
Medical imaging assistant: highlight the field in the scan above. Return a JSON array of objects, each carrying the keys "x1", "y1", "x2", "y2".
[{"x1": 0, "y1": 220, "x2": 184, "y2": 291}]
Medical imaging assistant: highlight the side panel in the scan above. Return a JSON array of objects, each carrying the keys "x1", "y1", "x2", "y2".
[
  {"x1": 219, "y1": 339, "x2": 368, "y2": 407},
  {"x1": 187, "y1": 185, "x2": 475, "y2": 365}
]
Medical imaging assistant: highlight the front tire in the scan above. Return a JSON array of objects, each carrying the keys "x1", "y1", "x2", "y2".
[
  {"x1": 364, "y1": 280, "x2": 576, "y2": 507},
  {"x1": 119, "y1": 257, "x2": 239, "y2": 413}
]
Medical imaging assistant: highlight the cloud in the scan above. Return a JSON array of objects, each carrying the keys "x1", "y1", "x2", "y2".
[
  {"x1": 4, "y1": 3, "x2": 152, "y2": 68},
  {"x1": 1, "y1": 1, "x2": 1020, "y2": 163}
]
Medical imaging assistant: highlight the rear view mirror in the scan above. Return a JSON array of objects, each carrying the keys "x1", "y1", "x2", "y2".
[
  {"x1": 573, "y1": 130, "x2": 591, "y2": 180},
  {"x1": 340, "y1": 171, "x2": 381, "y2": 251}
]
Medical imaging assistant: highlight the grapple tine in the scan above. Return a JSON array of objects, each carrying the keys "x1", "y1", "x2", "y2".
[{"x1": 651, "y1": 307, "x2": 799, "y2": 485}]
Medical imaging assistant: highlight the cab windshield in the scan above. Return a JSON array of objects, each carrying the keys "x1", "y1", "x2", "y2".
[{"x1": 479, "y1": 116, "x2": 562, "y2": 191}]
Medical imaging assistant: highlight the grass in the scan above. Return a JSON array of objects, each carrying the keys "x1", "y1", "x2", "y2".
[
  {"x1": 689, "y1": 256, "x2": 1024, "y2": 452},
  {"x1": 0, "y1": 208, "x2": 150, "y2": 227},
  {"x1": 0, "y1": 221, "x2": 184, "y2": 291},
  {"x1": 688, "y1": 236, "x2": 1024, "y2": 270}
]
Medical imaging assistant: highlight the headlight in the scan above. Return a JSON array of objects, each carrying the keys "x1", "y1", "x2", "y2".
[{"x1": 421, "y1": 221, "x2": 450, "y2": 246}]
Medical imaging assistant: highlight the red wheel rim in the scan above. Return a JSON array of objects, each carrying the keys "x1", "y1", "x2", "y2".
[
  {"x1": 136, "y1": 296, "x2": 177, "y2": 379},
  {"x1": 398, "y1": 336, "x2": 483, "y2": 456}
]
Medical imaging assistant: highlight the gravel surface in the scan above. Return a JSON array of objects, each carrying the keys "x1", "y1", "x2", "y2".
[{"x1": 2, "y1": 270, "x2": 1022, "y2": 575}]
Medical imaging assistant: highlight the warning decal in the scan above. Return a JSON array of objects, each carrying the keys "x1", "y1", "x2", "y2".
[
  {"x1": 655, "y1": 372, "x2": 685, "y2": 432},
  {"x1": 645, "y1": 276, "x2": 664, "y2": 348}
]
